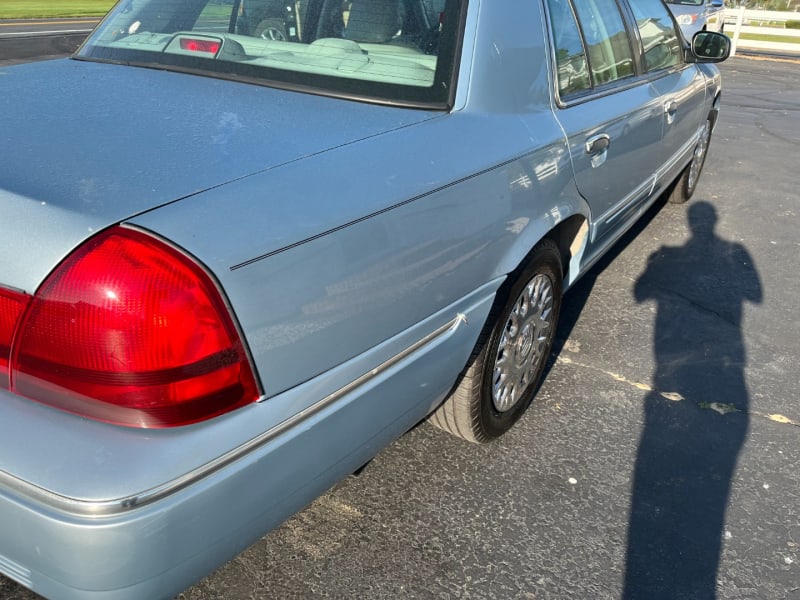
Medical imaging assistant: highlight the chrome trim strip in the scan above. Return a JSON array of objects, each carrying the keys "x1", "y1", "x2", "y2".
[
  {"x1": 0, "y1": 553, "x2": 31, "y2": 588},
  {"x1": 591, "y1": 177, "x2": 655, "y2": 242},
  {"x1": 0, "y1": 314, "x2": 466, "y2": 518}
]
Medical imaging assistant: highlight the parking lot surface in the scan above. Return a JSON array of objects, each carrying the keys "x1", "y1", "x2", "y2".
[{"x1": 1, "y1": 56, "x2": 798, "y2": 599}]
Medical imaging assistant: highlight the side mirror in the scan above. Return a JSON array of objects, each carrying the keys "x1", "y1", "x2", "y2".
[
  {"x1": 710, "y1": 0, "x2": 724, "y2": 6},
  {"x1": 687, "y1": 31, "x2": 731, "y2": 62}
]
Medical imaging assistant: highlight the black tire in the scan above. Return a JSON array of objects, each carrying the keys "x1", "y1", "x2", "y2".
[
  {"x1": 254, "y1": 18, "x2": 289, "y2": 40},
  {"x1": 428, "y1": 239, "x2": 563, "y2": 443},
  {"x1": 669, "y1": 117, "x2": 712, "y2": 204}
]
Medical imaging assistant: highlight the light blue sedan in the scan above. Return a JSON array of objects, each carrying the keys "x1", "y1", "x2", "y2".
[{"x1": 0, "y1": 0, "x2": 728, "y2": 598}]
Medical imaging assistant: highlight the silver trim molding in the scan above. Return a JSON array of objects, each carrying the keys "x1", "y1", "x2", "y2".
[{"x1": 0, "y1": 314, "x2": 466, "y2": 518}]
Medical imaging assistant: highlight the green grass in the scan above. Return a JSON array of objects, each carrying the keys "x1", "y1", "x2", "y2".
[
  {"x1": 0, "y1": 1, "x2": 116, "y2": 19},
  {"x1": 739, "y1": 32, "x2": 800, "y2": 44},
  {"x1": 199, "y1": 5, "x2": 233, "y2": 19}
]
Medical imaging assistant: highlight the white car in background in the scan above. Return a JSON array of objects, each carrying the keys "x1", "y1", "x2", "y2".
[{"x1": 666, "y1": 0, "x2": 726, "y2": 39}]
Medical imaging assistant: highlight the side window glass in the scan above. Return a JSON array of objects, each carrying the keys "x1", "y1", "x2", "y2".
[
  {"x1": 571, "y1": 0, "x2": 635, "y2": 86},
  {"x1": 628, "y1": 0, "x2": 682, "y2": 71},
  {"x1": 547, "y1": 0, "x2": 591, "y2": 97},
  {"x1": 422, "y1": 0, "x2": 446, "y2": 23}
]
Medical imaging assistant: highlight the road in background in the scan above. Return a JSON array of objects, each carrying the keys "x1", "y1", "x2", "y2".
[
  {"x1": 0, "y1": 57, "x2": 798, "y2": 600},
  {"x1": 0, "y1": 18, "x2": 99, "y2": 36},
  {"x1": 0, "y1": 18, "x2": 98, "y2": 64}
]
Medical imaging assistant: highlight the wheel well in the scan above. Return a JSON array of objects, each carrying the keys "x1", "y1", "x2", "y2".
[
  {"x1": 710, "y1": 96, "x2": 721, "y2": 129},
  {"x1": 546, "y1": 214, "x2": 588, "y2": 282},
  {"x1": 502, "y1": 214, "x2": 587, "y2": 294}
]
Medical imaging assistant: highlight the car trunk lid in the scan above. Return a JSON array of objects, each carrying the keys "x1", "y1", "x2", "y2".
[{"x1": 0, "y1": 58, "x2": 438, "y2": 292}]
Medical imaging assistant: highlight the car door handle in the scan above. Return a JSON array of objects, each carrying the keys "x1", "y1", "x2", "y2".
[
  {"x1": 585, "y1": 134, "x2": 610, "y2": 155},
  {"x1": 664, "y1": 100, "x2": 678, "y2": 124},
  {"x1": 585, "y1": 134, "x2": 610, "y2": 167}
]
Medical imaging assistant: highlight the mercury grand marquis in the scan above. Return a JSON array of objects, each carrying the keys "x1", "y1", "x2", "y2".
[{"x1": 0, "y1": 0, "x2": 729, "y2": 597}]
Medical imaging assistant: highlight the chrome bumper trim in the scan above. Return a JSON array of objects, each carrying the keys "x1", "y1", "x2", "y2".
[{"x1": 0, "y1": 314, "x2": 466, "y2": 518}]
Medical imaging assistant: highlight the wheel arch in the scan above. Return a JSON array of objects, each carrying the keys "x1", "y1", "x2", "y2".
[
  {"x1": 495, "y1": 211, "x2": 589, "y2": 304},
  {"x1": 710, "y1": 93, "x2": 722, "y2": 130}
]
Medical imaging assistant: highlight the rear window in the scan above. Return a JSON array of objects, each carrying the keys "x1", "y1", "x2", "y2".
[{"x1": 77, "y1": 0, "x2": 463, "y2": 107}]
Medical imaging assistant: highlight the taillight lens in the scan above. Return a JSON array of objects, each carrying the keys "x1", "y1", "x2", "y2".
[
  {"x1": 8, "y1": 227, "x2": 260, "y2": 428},
  {"x1": 0, "y1": 288, "x2": 30, "y2": 390},
  {"x1": 179, "y1": 38, "x2": 222, "y2": 54}
]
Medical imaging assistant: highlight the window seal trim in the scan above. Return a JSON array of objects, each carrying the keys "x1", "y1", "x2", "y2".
[
  {"x1": 543, "y1": 0, "x2": 688, "y2": 109},
  {"x1": 554, "y1": 62, "x2": 692, "y2": 109}
]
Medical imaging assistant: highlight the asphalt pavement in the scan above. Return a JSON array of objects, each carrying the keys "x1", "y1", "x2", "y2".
[{"x1": 0, "y1": 56, "x2": 798, "y2": 600}]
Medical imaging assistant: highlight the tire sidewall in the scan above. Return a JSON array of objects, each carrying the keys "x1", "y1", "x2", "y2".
[
  {"x1": 669, "y1": 117, "x2": 712, "y2": 204},
  {"x1": 477, "y1": 243, "x2": 563, "y2": 439},
  {"x1": 685, "y1": 119, "x2": 712, "y2": 198}
]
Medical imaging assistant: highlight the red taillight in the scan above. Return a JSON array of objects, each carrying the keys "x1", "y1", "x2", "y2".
[
  {"x1": 0, "y1": 288, "x2": 30, "y2": 390},
  {"x1": 179, "y1": 38, "x2": 221, "y2": 54},
  {"x1": 8, "y1": 227, "x2": 260, "y2": 428}
]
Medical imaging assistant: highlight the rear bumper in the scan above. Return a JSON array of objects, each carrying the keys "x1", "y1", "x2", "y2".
[{"x1": 0, "y1": 285, "x2": 496, "y2": 599}]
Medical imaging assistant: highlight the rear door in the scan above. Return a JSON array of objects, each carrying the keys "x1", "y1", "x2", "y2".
[{"x1": 547, "y1": 0, "x2": 665, "y2": 244}]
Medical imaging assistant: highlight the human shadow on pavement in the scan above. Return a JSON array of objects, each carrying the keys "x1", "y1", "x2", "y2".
[{"x1": 622, "y1": 201, "x2": 762, "y2": 599}]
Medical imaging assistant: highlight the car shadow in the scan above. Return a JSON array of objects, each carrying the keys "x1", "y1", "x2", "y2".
[
  {"x1": 549, "y1": 193, "x2": 669, "y2": 364},
  {"x1": 621, "y1": 200, "x2": 762, "y2": 598}
]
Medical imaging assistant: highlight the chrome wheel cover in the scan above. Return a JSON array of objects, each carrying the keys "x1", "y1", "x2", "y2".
[
  {"x1": 260, "y1": 27, "x2": 287, "y2": 41},
  {"x1": 687, "y1": 121, "x2": 711, "y2": 192},
  {"x1": 492, "y1": 273, "x2": 555, "y2": 413}
]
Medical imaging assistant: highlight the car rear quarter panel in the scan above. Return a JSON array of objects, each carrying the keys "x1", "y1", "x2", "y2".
[{"x1": 131, "y1": 111, "x2": 581, "y2": 401}]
